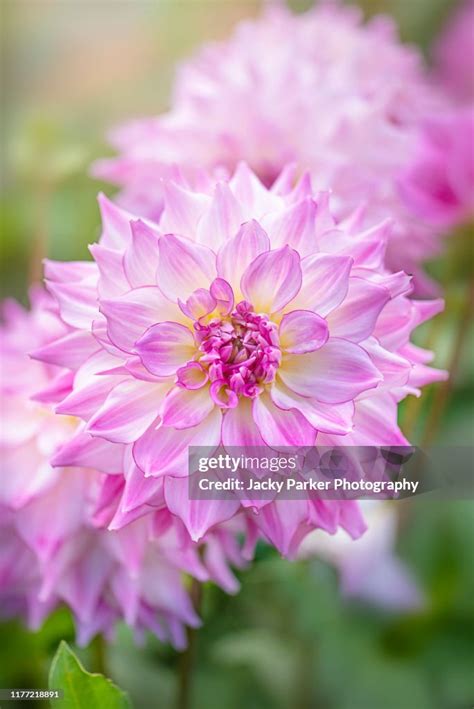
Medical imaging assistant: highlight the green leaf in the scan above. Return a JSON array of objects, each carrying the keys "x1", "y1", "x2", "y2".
[{"x1": 48, "y1": 641, "x2": 131, "y2": 709}]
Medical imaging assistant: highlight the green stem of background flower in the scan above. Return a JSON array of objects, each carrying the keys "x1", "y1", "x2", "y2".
[{"x1": 176, "y1": 578, "x2": 202, "y2": 709}]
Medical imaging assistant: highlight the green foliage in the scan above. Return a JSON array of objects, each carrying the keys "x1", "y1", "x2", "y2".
[{"x1": 48, "y1": 642, "x2": 131, "y2": 709}]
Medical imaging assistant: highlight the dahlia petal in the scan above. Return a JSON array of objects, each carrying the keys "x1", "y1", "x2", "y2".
[
  {"x1": 196, "y1": 182, "x2": 244, "y2": 250},
  {"x1": 135, "y1": 321, "x2": 195, "y2": 377},
  {"x1": 291, "y1": 253, "x2": 352, "y2": 317},
  {"x1": 327, "y1": 277, "x2": 391, "y2": 342},
  {"x1": 118, "y1": 466, "x2": 165, "y2": 516},
  {"x1": 157, "y1": 234, "x2": 216, "y2": 302},
  {"x1": 177, "y1": 362, "x2": 209, "y2": 390},
  {"x1": 123, "y1": 220, "x2": 160, "y2": 287},
  {"x1": 362, "y1": 338, "x2": 411, "y2": 388},
  {"x1": 408, "y1": 363, "x2": 448, "y2": 389},
  {"x1": 160, "y1": 181, "x2": 210, "y2": 238},
  {"x1": 288, "y1": 172, "x2": 313, "y2": 202},
  {"x1": 216, "y1": 220, "x2": 270, "y2": 295},
  {"x1": 16, "y1": 469, "x2": 87, "y2": 563},
  {"x1": 352, "y1": 395, "x2": 410, "y2": 446},
  {"x1": 0, "y1": 440, "x2": 56, "y2": 508},
  {"x1": 139, "y1": 559, "x2": 201, "y2": 627},
  {"x1": 230, "y1": 161, "x2": 281, "y2": 214},
  {"x1": 202, "y1": 536, "x2": 241, "y2": 594},
  {"x1": 210, "y1": 278, "x2": 234, "y2": 316},
  {"x1": 51, "y1": 429, "x2": 125, "y2": 474},
  {"x1": 89, "y1": 244, "x2": 130, "y2": 298},
  {"x1": 164, "y1": 476, "x2": 240, "y2": 542},
  {"x1": 279, "y1": 337, "x2": 382, "y2": 403},
  {"x1": 87, "y1": 380, "x2": 168, "y2": 443},
  {"x1": 241, "y1": 246, "x2": 302, "y2": 314},
  {"x1": 271, "y1": 381, "x2": 354, "y2": 435},
  {"x1": 412, "y1": 298, "x2": 445, "y2": 327},
  {"x1": 43, "y1": 259, "x2": 97, "y2": 284},
  {"x1": 178, "y1": 288, "x2": 216, "y2": 321},
  {"x1": 261, "y1": 198, "x2": 318, "y2": 256},
  {"x1": 221, "y1": 397, "x2": 267, "y2": 448},
  {"x1": 133, "y1": 408, "x2": 222, "y2": 477},
  {"x1": 256, "y1": 499, "x2": 313, "y2": 558},
  {"x1": 270, "y1": 162, "x2": 298, "y2": 195},
  {"x1": 354, "y1": 239, "x2": 390, "y2": 270},
  {"x1": 39, "y1": 336, "x2": 98, "y2": 377},
  {"x1": 46, "y1": 280, "x2": 98, "y2": 330},
  {"x1": 31, "y1": 370, "x2": 74, "y2": 405},
  {"x1": 252, "y1": 391, "x2": 316, "y2": 448},
  {"x1": 279, "y1": 310, "x2": 329, "y2": 354},
  {"x1": 98, "y1": 192, "x2": 134, "y2": 249},
  {"x1": 55, "y1": 374, "x2": 119, "y2": 420},
  {"x1": 162, "y1": 386, "x2": 214, "y2": 429},
  {"x1": 100, "y1": 286, "x2": 183, "y2": 354}
]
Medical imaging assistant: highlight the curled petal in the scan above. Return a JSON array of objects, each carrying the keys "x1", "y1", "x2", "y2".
[
  {"x1": 177, "y1": 362, "x2": 209, "y2": 390},
  {"x1": 135, "y1": 321, "x2": 196, "y2": 377},
  {"x1": 210, "y1": 278, "x2": 234, "y2": 316},
  {"x1": 279, "y1": 310, "x2": 328, "y2": 354}
]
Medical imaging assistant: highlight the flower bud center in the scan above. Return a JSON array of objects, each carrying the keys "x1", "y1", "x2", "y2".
[{"x1": 193, "y1": 301, "x2": 281, "y2": 408}]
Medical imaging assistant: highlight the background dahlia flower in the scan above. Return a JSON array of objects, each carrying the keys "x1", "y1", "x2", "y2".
[
  {"x1": 0, "y1": 289, "x2": 249, "y2": 647},
  {"x1": 37, "y1": 164, "x2": 447, "y2": 558},
  {"x1": 93, "y1": 2, "x2": 447, "y2": 291},
  {"x1": 299, "y1": 501, "x2": 424, "y2": 611},
  {"x1": 433, "y1": 0, "x2": 474, "y2": 104},
  {"x1": 399, "y1": 109, "x2": 474, "y2": 229}
]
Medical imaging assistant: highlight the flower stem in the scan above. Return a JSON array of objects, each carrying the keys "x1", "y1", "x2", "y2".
[{"x1": 176, "y1": 579, "x2": 202, "y2": 709}]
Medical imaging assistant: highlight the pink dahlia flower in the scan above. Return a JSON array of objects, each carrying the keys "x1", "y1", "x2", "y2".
[
  {"x1": 399, "y1": 109, "x2": 474, "y2": 228},
  {"x1": 93, "y1": 3, "x2": 447, "y2": 291},
  {"x1": 37, "y1": 165, "x2": 447, "y2": 558},
  {"x1": 434, "y1": 0, "x2": 474, "y2": 103},
  {"x1": 0, "y1": 290, "x2": 248, "y2": 647}
]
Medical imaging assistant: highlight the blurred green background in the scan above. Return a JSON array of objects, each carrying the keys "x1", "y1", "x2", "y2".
[{"x1": 1, "y1": 1, "x2": 473, "y2": 708}]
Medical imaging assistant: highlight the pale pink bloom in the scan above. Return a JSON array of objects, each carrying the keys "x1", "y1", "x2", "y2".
[
  {"x1": 93, "y1": 3, "x2": 447, "y2": 291},
  {"x1": 0, "y1": 291, "x2": 247, "y2": 647},
  {"x1": 399, "y1": 109, "x2": 474, "y2": 228},
  {"x1": 299, "y1": 501, "x2": 424, "y2": 610},
  {"x1": 434, "y1": 0, "x2": 474, "y2": 103},
  {"x1": 39, "y1": 165, "x2": 447, "y2": 557}
]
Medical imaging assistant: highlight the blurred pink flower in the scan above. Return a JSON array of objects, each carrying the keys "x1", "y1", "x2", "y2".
[
  {"x1": 0, "y1": 290, "x2": 247, "y2": 647},
  {"x1": 38, "y1": 165, "x2": 446, "y2": 557},
  {"x1": 93, "y1": 2, "x2": 447, "y2": 291},
  {"x1": 399, "y1": 109, "x2": 474, "y2": 228},
  {"x1": 299, "y1": 501, "x2": 424, "y2": 611},
  {"x1": 434, "y1": 0, "x2": 474, "y2": 103}
]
